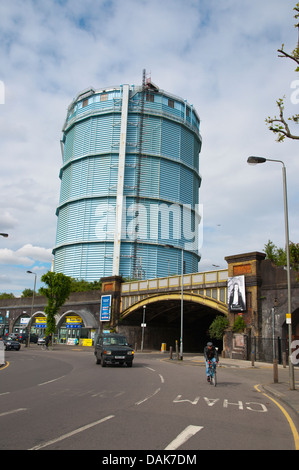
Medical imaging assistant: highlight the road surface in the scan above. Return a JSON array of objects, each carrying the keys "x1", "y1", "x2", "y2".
[{"x1": 0, "y1": 347, "x2": 298, "y2": 451}]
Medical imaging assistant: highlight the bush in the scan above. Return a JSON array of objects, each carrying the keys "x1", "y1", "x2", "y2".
[
  {"x1": 209, "y1": 316, "x2": 229, "y2": 340},
  {"x1": 233, "y1": 316, "x2": 246, "y2": 333}
]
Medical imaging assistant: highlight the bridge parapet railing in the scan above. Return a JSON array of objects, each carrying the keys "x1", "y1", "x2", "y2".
[{"x1": 121, "y1": 269, "x2": 228, "y2": 296}]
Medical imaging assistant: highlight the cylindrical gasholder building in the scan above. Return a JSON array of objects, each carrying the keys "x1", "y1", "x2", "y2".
[{"x1": 53, "y1": 80, "x2": 202, "y2": 280}]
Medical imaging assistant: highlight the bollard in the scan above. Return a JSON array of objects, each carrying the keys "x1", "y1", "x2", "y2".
[
  {"x1": 175, "y1": 339, "x2": 179, "y2": 360},
  {"x1": 169, "y1": 346, "x2": 173, "y2": 360},
  {"x1": 251, "y1": 352, "x2": 255, "y2": 367},
  {"x1": 273, "y1": 359, "x2": 279, "y2": 384},
  {"x1": 283, "y1": 352, "x2": 287, "y2": 368}
]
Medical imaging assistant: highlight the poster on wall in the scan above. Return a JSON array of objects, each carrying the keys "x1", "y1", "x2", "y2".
[
  {"x1": 227, "y1": 275, "x2": 246, "y2": 312},
  {"x1": 100, "y1": 295, "x2": 112, "y2": 321}
]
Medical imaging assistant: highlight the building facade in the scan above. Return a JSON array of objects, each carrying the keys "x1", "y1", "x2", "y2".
[{"x1": 53, "y1": 78, "x2": 202, "y2": 281}]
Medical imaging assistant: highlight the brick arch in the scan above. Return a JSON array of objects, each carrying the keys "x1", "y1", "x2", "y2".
[
  {"x1": 120, "y1": 292, "x2": 228, "y2": 320},
  {"x1": 56, "y1": 309, "x2": 98, "y2": 329}
]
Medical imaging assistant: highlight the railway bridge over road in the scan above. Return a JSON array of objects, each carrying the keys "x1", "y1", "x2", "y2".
[
  {"x1": 102, "y1": 252, "x2": 270, "y2": 352},
  {"x1": 105, "y1": 251, "x2": 299, "y2": 355},
  {"x1": 117, "y1": 268, "x2": 229, "y2": 351}
]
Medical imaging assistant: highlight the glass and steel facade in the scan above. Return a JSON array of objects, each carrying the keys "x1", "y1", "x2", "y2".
[{"x1": 53, "y1": 82, "x2": 202, "y2": 281}]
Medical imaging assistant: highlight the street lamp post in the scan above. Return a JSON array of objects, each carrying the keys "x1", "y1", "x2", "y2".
[
  {"x1": 26, "y1": 271, "x2": 37, "y2": 348},
  {"x1": 141, "y1": 305, "x2": 146, "y2": 351},
  {"x1": 180, "y1": 247, "x2": 184, "y2": 361},
  {"x1": 247, "y1": 156, "x2": 295, "y2": 390},
  {"x1": 165, "y1": 244, "x2": 184, "y2": 360}
]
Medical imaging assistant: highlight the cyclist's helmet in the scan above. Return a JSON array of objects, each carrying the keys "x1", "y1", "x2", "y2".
[{"x1": 207, "y1": 342, "x2": 213, "y2": 347}]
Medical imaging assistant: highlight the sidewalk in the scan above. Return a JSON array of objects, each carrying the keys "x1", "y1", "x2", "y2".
[{"x1": 165, "y1": 352, "x2": 299, "y2": 416}]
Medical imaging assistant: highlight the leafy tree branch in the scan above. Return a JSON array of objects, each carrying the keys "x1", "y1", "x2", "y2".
[{"x1": 265, "y1": 3, "x2": 299, "y2": 141}]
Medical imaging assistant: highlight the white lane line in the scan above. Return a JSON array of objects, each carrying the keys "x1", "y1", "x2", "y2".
[
  {"x1": 38, "y1": 376, "x2": 65, "y2": 386},
  {"x1": 159, "y1": 374, "x2": 165, "y2": 384},
  {"x1": 28, "y1": 415, "x2": 115, "y2": 450},
  {"x1": 135, "y1": 388, "x2": 161, "y2": 406},
  {"x1": 165, "y1": 425, "x2": 204, "y2": 450},
  {"x1": 0, "y1": 408, "x2": 27, "y2": 417}
]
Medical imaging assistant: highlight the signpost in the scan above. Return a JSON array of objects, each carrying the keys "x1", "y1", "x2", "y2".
[{"x1": 100, "y1": 295, "x2": 112, "y2": 322}]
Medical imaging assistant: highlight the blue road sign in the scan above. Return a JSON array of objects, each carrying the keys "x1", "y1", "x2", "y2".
[{"x1": 100, "y1": 295, "x2": 112, "y2": 321}]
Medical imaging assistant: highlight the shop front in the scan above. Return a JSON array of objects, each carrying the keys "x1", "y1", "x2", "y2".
[
  {"x1": 58, "y1": 315, "x2": 82, "y2": 345},
  {"x1": 0, "y1": 312, "x2": 10, "y2": 336},
  {"x1": 57, "y1": 312, "x2": 98, "y2": 345},
  {"x1": 12, "y1": 313, "x2": 47, "y2": 339},
  {"x1": 33, "y1": 315, "x2": 47, "y2": 337}
]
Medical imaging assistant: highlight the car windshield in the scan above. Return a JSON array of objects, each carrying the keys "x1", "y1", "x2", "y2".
[{"x1": 102, "y1": 336, "x2": 128, "y2": 346}]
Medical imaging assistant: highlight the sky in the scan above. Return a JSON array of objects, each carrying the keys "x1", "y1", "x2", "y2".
[{"x1": 0, "y1": 0, "x2": 298, "y2": 296}]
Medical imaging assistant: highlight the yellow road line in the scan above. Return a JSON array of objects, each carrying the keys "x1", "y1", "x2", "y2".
[
  {"x1": 255, "y1": 384, "x2": 299, "y2": 451},
  {"x1": 0, "y1": 361, "x2": 9, "y2": 371}
]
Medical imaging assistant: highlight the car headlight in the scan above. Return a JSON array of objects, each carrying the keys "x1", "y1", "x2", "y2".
[
  {"x1": 127, "y1": 351, "x2": 134, "y2": 356},
  {"x1": 103, "y1": 350, "x2": 112, "y2": 355}
]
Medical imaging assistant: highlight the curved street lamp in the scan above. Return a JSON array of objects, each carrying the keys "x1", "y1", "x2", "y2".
[{"x1": 247, "y1": 156, "x2": 295, "y2": 390}]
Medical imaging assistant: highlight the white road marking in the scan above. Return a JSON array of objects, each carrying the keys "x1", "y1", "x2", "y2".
[
  {"x1": 0, "y1": 408, "x2": 27, "y2": 417},
  {"x1": 28, "y1": 415, "x2": 115, "y2": 450},
  {"x1": 173, "y1": 395, "x2": 200, "y2": 405},
  {"x1": 135, "y1": 388, "x2": 161, "y2": 406},
  {"x1": 38, "y1": 376, "x2": 65, "y2": 386},
  {"x1": 165, "y1": 425, "x2": 204, "y2": 450}
]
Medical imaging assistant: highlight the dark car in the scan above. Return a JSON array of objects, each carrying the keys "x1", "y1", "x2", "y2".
[
  {"x1": 18, "y1": 333, "x2": 38, "y2": 344},
  {"x1": 3, "y1": 337, "x2": 21, "y2": 351},
  {"x1": 95, "y1": 333, "x2": 134, "y2": 367}
]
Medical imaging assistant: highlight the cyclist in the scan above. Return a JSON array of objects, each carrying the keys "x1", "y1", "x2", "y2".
[
  {"x1": 45, "y1": 333, "x2": 52, "y2": 350},
  {"x1": 204, "y1": 342, "x2": 219, "y2": 382}
]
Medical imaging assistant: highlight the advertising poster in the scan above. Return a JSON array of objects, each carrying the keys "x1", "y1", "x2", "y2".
[
  {"x1": 100, "y1": 295, "x2": 112, "y2": 321},
  {"x1": 227, "y1": 275, "x2": 246, "y2": 312}
]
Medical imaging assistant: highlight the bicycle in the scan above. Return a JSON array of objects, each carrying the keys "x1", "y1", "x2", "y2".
[{"x1": 208, "y1": 360, "x2": 217, "y2": 386}]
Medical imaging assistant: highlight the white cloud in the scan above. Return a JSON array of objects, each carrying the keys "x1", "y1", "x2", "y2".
[
  {"x1": 0, "y1": 244, "x2": 52, "y2": 266},
  {"x1": 16, "y1": 244, "x2": 53, "y2": 263},
  {"x1": 0, "y1": 248, "x2": 32, "y2": 267}
]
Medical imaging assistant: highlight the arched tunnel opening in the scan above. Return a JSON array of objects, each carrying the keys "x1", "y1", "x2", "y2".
[{"x1": 119, "y1": 298, "x2": 226, "y2": 353}]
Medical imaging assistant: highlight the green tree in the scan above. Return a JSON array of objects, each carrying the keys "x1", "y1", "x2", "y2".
[
  {"x1": 39, "y1": 272, "x2": 72, "y2": 336},
  {"x1": 0, "y1": 292, "x2": 15, "y2": 299},
  {"x1": 21, "y1": 288, "x2": 34, "y2": 298},
  {"x1": 264, "y1": 240, "x2": 286, "y2": 266},
  {"x1": 232, "y1": 316, "x2": 246, "y2": 333},
  {"x1": 265, "y1": 3, "x2": 299, "y2": 141},
  {"x1": 264, "y1": 240, "x2": 299, "y2": 278},
  {"x1": 69, "y1": 278, "x2": 102, "y2": 292},
  {"x1": 209, "y1": 315, "x2": 229, "y2": 341}
]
